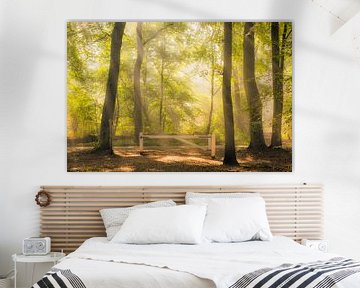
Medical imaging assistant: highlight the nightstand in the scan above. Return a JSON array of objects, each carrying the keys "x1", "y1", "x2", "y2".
[
  {"x1": 301, "y1": 239, "x2": 328, "y2": 252},
  {"x1": 12, "y1": 252, "x2": 65, "y2": 288}
]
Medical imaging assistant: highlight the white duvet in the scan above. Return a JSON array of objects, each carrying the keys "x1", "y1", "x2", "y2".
[{"x1": 54, "y1": 237, "x2": 360, "y2": 288}]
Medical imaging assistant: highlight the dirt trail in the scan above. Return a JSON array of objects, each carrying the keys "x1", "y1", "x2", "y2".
[{"x1": 67, "y1": 146, "x2": 292, "y2": 172}]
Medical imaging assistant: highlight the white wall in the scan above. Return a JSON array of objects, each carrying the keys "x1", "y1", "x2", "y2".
[{"x1": 1, "y1": 0, "x2": 360, "y2": 285}]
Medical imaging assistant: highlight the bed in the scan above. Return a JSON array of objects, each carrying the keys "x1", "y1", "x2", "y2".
[
  {"x1": 33, "y1": 236, "x2": 360, "y2": 288},
  {"x1": 33, "y1": 185, "x2": 360, "y2": 288}
]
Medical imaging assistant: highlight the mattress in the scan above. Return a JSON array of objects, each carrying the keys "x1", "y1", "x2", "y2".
[{"x1": 36, "y1": 236, "x2": 360, "y2": 288}]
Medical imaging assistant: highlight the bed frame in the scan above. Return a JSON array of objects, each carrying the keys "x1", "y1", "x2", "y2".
[{"x1": 39, "y1": 184, "x2": 323, "y2": 253}]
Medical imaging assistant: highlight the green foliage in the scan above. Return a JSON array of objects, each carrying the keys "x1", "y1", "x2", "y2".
[
  {"x1": 255, "y1": 22, "x2": 273, "y2": 102},
  {"x1": 282, "y1": 22, "x2": 293, "y2": 141},
  {"x1": 67, "y1": 21, "x2": 292, "y2": 147},
  {"x1": 67, "y1": 83, "x2": 99, "y2": 138}
]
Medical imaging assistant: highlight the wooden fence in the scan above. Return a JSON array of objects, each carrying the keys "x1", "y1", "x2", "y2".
[{"x1": 139, "y1": 133, "x2": 216, "y2": 158}]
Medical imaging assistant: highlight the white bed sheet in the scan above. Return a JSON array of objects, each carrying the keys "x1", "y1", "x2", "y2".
[
  {"x1": 56, "y1": 237, "x2": 214, "y2": 288},
  {"x1": 54, "y1": 236, "x2": 360, "y2": 288},
  {"x1": 56, "y1": 258, "x2": 214, "y2": 288}
]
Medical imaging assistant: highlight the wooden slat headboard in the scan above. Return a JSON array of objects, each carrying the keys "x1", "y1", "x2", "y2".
[{"x1": 39, "y1": 185, "x2": 323, "y2": 253}]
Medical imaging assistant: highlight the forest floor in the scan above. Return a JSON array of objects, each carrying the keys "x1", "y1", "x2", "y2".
[{"x1": 67, "y1": 145, "x2": 292, "y2": 172}]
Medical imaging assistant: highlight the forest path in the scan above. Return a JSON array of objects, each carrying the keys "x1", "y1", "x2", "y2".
[{"x1": 67, "y1": 146, "x2": 291, "y2": 172}]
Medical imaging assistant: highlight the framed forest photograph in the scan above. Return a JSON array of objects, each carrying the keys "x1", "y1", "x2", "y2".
[{"x1": 67, "y1": 21, "x2": 292, "y2": 172}]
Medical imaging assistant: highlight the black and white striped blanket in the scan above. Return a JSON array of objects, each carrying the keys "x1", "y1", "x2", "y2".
[
  {"x1": 229, "y1": 257, "x2": 360, "y2": 288},
  {"x1": 32, "y1": 268, "x2": 86, "y2": 288},
  {"x1": 32, "y1": 258, "x2": 360, "y2": 288}
]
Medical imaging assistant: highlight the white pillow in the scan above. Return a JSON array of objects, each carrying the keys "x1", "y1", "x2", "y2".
[
  {"x1": 186, "y1": 192, "x2": 259, "y2": 204},
  {"x1": 100, "y1": 200, "x2": 176, "y2": 240},
  {"x1": 202, "y1": 197, "x2": 272, "y2": 243},
  {"x1": 111, "y1": 205, "x2": 207, "y2": 244}
]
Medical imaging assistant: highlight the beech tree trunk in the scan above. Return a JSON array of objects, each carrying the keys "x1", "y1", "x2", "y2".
[
  {"x1": 243, "y1": 22, "x2": 267, "y2": 150},
  {"x1": 142, "y1": 51, "x2": 150, "y2": 127},
  {"x1": 113, "y1": 97, "x2": 120, "y2": 137},
  {"x1": 271, "y1": 22, "x2": 288, "y2": 148},
  {"x1": 159, "y1": 33, "x2": 165, "y2": 133},
  {"x1": 222, "y1": 22, "x2": 239, "y2": 166},
  {"x1": 233, "y1": 66, "x2": 242, "y2": 133},
  {"x1": 133, "y1": 22, "x2": 144, "y2": 144},
  {"x1": 97, "y1": 22, "x2": 126, "y2": 153},
  {"x1": 206, "y1": 44, "x2": 216, "y2": 135},
  {"x1": 159, "y1": 59, "x2": 164, "y2": 132}
]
